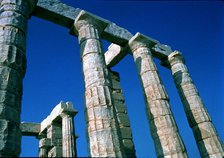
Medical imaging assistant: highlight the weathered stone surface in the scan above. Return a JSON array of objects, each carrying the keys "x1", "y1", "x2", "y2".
[
  {"x1": 129, "y1": 33, "x2": 188, "y2": 157},
  {"x1": 37, "y1": 102, "x2": 77, "y2": 157},
  {"x1": 61, "y1": 113, "x2": 76, "y2": 157},
  {"x1": 20, "y1": 122, "x2": 40, "y2": 136},
  {"x1": 168, "y1": 51, "x2": 224, "y2": 157},
  {"x1": 74, "y1": 13, "x2": 125, "y2": 157},
  {"x1": 0, "y1": 0, "x2": 37, "y2": 156},
  {"x1": 109, "y1": 70, "x2": 136, "y2": 157}
]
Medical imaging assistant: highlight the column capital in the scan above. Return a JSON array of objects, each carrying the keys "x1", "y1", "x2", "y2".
[
  {"x1": 168, "y1": 50, "x2": 185, "y2": 66},
  {"x1": 128, "y1": 32, "x2": 158, "y2": 52},
  {"x1": 73, "y1": 10, "x2": 108, "y2": 35}
]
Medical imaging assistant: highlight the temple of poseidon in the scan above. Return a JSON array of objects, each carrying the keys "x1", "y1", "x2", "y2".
[{"x1": 0, "y1": 0, "x2": 223, "y2": 157}]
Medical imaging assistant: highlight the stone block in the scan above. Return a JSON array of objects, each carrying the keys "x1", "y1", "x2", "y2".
[
  {"x1": 180, "y1": 95, "x2": 204, "y2": 112},
  {"x1": 141, "y1": 70, "x2": 160, "y2": 88},
  {"x1": 113, "y1": 100, "x2": 126, "y2": 113},
  {"x1": 147, "y1": 100, "x2": 171, "y2": 119},
  {"x1": 112, "y1": 92, "x2": 124, "y2": 102},
  {"x1": 80, "y1": 39, "x2": 102, "y2": 56},
  {"x1": 0, "y1": 103, "x2": 20, "y2": 124},
  {"x1": 186, "y1": 107, "x2": 211, "y2": 127},
  {"x1": 120, "y1": 127, "x2": 132, "y2": 139},
  {"x1": 0, "y1": 10, "x2": 27, "y2": 33},
  {"x1": 154, "y1": 132, "x2": 185, "y2": 157},
  {"x1": 39, "y1": 138, "x2": 51, "y2": 148},
  {"x1": 173, "y1": 72, "x2": 192, "y2": 86},
  {"x1": 123, "y1": 139, "x2": 135, "y2": 152},
  {"x1": 0, "y1": 26, "x2": 26, "y2": 52},
  {"x1": 0, "y1": 119, "x2": 21, "y2": 156},
  {"x1": 192, "y1": 122, "x2": 217, "y2": 141},
  {"x1": 0, "y1": 67, "x2": 22, "y2": 96},
  {"x1": 171, "y1": 63, "x2": 188, "y2": 75},
  {"x1": 117, "y1": 113, "x2": 130, "y2": 127},
  {"x1": 179, "y1": 82, "x2": 198, "y2": 98},
  {"x1": 85, "y1": 86, "x2": 112, "y2": 108},
  {"x1": 48, "y1": 146, "x2": 62, "y2": 157},
  {"x1": 145, "y1": 84, "x2": 168, "y2": 101},
  {"x1": 150, "y1": 115, "x2": 177, "y2": 137},
  {"x1": 0, "y1": 90, "x2": 21, "y2": 111},
  {"x1": 20, "y1": 122, "x2": 40, "y2": 136},
  {"x1": 198, "y1": 136, "x2": 224, "y2": 157}
]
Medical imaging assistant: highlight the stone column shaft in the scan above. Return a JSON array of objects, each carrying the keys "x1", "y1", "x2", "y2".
[
  {"x1": 61, "y1": 113, "x2": 76, "y2": 157},
  {"x1": 74, "y1": 11, "x2": 125, "y2": 157},
  {"x1": 129, "y1": 33, "x2": 188, "y2": 158},
  {"x1": 0, "y1": 0, "x2": 36, "y2": 156},
  {"x1": 168, "y1": 51, "x2": 224, "y2": 158},
  {"x1": 109, "y1": 70, "x2": 136, "y2": 157}
]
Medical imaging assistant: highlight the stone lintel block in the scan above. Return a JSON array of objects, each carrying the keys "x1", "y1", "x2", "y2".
[
  {"x1": 145, "y1": 84, "x2": 168, "y2": 102},
  {"x1": 40, "y1": 101, "x2": 77, "y2": 133},
  {"x1": 192, "y1": 122, "x2": 218, "y2": 141},
  {"x1": 35, "y1": 0, "x2": 81, "y2": 29},
  {"x1": 151, "y1": 43, "x2": 173, "y2": 60},
  {"x1": 102, "y1": 23, "x2": 133, "y2": 46},
  {"x1": 198, "y1": 136, "x2": 224, "y2": 157},
  {"x1": 39, "y1": 138, "x2": 51, "y2": 148},
  {"x1": 105, "y1": 44, "x2": 129, "y2": 68},
  {"x1": 20, "y1": 122, "x2": 40, "y2": 136},
  {"x1": 129, "y1": 32, "x2": 158, "y2": 52},
  {"x1": 154, "y1": 132, "x2": 186, "y2": 157},
  {"x1": 147, "y1": 100, "x2": 172, "y2": 120},
  {"x1": 186, "y1": 107, "x2": 211, "y2": 128},
  {"x1": 120, "y1": 127, "x2": 132, "y2": 139},
  {"x1": 117, "y1": 113, "x2": 130, "y2": 127}
]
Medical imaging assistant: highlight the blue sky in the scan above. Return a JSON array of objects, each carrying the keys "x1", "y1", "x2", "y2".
[{"x1": 21, "y1": 1, "x2": 224, "y2": 157}]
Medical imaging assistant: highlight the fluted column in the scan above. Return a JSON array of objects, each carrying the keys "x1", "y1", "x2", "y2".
[
  {"x1": 61, "y1": 112, "x2": 77, "y2": 157},
  {"x1": 109, "y1": 70, "x2": 136, "y2": 157},
  {"x1": 129, "y1": 33, "x2": 188, "y2": 158},
  {"x1": 74, "y1": 11, "x2": 125, "y2": 157},
  {"x1": 167, "y1": 51, "x2": 224, "y2": 157},
  {"x1": 0, "y1": 0, "x2": 37, "y2": 156}
]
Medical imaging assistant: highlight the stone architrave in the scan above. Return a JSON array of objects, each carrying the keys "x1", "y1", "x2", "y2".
[
  {"x1": 109, "y1": 70, "x2": 136, "y2": 157},
  {"x1": 74, "y1": 11, "x2": 125, "y2": 157},
  {"x1": 129, "y1": 33, "x2": 188, "y2": 158},
  {"x1": 167, "y1": 51, "x2": 224, "y2": 157},
  {"x1": 0, "y1": 0, "x2": 37, "y2": 156}
]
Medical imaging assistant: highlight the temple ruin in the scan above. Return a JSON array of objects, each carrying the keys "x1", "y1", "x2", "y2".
[{"x1": 0, "y1": 0, "x2": 223, "y2": 157}]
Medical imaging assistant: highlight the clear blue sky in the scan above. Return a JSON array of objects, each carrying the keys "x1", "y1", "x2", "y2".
[{"x1": 21, "y1": 1, "x2": 224, "y2": 157}]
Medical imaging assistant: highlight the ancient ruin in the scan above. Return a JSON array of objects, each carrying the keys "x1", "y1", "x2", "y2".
[{"x1": 0, "y1": 0, "x2": 223, "y2": 157}]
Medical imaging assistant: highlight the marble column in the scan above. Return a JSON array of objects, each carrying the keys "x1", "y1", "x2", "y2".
[
  {"x1": 167, "y1": 51, "x2": 224, "y2": 157},
  {"x1": 109, "y1": 70, "x2": 136, "y2": 157},
  {"x1": 61, "y1": 112, "x2": 77, "y2": 157},
  {"x1": 0, "y1": 0, "x2": 37, "y2": 156},
  {"x1": 74, "y1": 11, "x2": 125, "y2": 157},
  {"x1": 129, "y1": 33, "x2": 188, "y2": 158}
]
